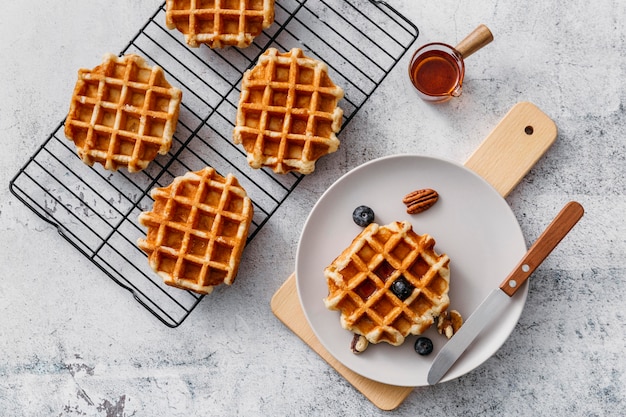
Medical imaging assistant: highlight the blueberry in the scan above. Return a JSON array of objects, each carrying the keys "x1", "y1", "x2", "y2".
[
  {"x1": 390, "y1": 276, "x2": 413, "y2": 300},
  {"x1": 352, "y1": 205, "x2": 375, "y2": 227},
  {"x1": 414, "y1": 337, "x2": 434, "y2": 356}
]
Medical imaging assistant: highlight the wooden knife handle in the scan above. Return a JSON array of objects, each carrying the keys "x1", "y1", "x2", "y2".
[{"x1": 499, "y1": 201, "x2": 584, "y2": 296}]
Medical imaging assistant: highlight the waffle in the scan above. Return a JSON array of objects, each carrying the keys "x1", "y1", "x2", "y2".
[
  {"x1": 64, "y1": 53, "x2": 182, "y2": 173},
  {"x1": 233, "y1": 48, "x2": 344, "y2": 174},
  {"x1": 323, "y1": 221, "x2": 451, "y2": 346},
  {"x1": 137, "y1": 167, "x2": 254, "y2": 295},
  {"x1": 165, "y1": 0, "x2": 275, "y2": 48}
]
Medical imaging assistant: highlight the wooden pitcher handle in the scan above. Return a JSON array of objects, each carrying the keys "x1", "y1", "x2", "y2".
[{"x1": 455, "y1": 24, "x2": 494, "y2": 59}]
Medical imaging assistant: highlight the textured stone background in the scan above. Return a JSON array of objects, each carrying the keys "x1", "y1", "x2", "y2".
[{"x1": 1, "y1": 0, "x2": 624, "y2": 416}]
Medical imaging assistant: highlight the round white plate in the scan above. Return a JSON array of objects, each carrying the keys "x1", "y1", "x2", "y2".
[{"x1": 295, "y1": 155, "x2": 528, "y2": 387}]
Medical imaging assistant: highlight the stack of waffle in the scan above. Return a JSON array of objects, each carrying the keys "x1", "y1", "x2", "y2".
[
  {"x1": 324, "y1": 221, "x2": 451, "y2": 346},
  {"x1": 165, "y1": 0, "x2": 275, "y2": 48},
  {"x1": 234, "y1": 48, "x2": 344, "y2": 174},
  {"x1": 64, "y1": 53, "x2": 182, "y2": 173},
  {"x1": 137, "y1": 167, "x2": 254, "y2": 294}
]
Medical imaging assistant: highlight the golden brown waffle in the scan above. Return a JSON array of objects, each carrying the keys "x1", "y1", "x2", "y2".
[
  {"x1": 137, "y1": 167, "x2": 254, "y2": 295},
  {"x1": 324, "y1": 221, "x2": 450, "y2": 346},
  {"x1": 165, "y1": 0, "x2": 275, "y2": 48},
  {"x1": 233, "y1": 48, "x2": 344, "y2": 174},
  {"x1": 64, "y1": 53, "x2": 182, "y2": 173}
]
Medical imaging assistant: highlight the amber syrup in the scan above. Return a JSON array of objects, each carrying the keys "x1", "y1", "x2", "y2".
[{"x1": 409, "y1": 49, "x2": 461, "y2": 96}]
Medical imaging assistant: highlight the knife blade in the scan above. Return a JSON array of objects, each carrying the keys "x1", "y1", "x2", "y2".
[{"x1": 427, "y1": 201, "x2": 584, "y2": 385}]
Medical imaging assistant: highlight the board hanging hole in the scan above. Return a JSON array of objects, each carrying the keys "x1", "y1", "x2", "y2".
[{"x1": 524, "y1": 125, "x2": 534, "y2": 135}]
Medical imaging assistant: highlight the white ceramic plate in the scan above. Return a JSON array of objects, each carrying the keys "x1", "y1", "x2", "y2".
[{"x1": 295, "y1": 155, "x2": 528, "y2": 387}]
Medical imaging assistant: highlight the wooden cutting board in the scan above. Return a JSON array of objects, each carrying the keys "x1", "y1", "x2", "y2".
[{"x1": 270, "y1": 102, "x2": 557, "y2": 410}]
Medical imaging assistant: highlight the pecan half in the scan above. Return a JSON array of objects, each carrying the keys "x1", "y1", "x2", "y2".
[{"x1": 402, "y1": 189, "x2": 439, "y2": 214}]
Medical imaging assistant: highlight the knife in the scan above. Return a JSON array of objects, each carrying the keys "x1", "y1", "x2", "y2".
[{"x1": 427, "y1": 201, "x2": 584, "y2": 385}]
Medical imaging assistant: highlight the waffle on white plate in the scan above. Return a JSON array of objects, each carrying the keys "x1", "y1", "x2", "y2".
[
  {"x1": 324, "y1": 221, "x2": 451, "y2": 346},
  {"x1": 165, "y1": 0, "x2": 275, "y2": 48},
  {"x1": 233, "y1": 47, "x2": 344, "y2": 174},
  {"x1": 64, "y1": 53, "x2": 182, "y2": 173},
  {"x1": 137, "y1": 167, "x2": 253, "y2": 295}
]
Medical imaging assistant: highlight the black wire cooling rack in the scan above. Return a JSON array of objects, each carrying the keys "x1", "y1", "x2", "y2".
[{"x1": 9, "y1": 0, "x2": 418, "y2": 327}]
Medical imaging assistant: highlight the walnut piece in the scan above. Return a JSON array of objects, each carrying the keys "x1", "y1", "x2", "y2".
[
  {"x1": 437, "y1": 310, "x2": 463, "y2": 339},
  {"x1": 350, "y1": 334, "x2": 369, "y2": 354}
]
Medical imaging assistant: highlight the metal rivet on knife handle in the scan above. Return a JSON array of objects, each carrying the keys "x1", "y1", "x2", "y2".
[{"x1": 499, "y1": 201, "x2": 584, "y2": 297}]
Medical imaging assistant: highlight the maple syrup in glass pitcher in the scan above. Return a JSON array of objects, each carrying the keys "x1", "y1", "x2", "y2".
[
  {"x1": 409, "y1": 44, "x2": 464, "y2": 101},
  {"x1": 409, "y1": 25, "x2": 493, "y2": 103}
]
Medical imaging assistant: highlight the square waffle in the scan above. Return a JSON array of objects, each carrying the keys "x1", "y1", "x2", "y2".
[
  {"x1": 137, "y1": 167, "x2": 254, "y2": 295},
  {"x1": 165, "y1": 0, "x2": 275, "y2": 48},
  {"x1": 64, "y1": 53, "x2": 182, "y2": 173},
  {"x1": 324, "y1": 221, "x2": 451, "y2": 346},
  {"x1": 233, "y1": 48, "x2": 344, "y2": 174}
]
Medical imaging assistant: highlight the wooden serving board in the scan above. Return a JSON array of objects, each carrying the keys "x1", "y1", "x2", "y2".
[{"x1": 270, "y1": 102, "x2": 557, "y2": 410}]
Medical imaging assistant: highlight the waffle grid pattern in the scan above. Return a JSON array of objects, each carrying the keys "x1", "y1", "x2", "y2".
[
  {"x1": 165, "y1": 0, "x2": 275, "y2": 48},
  {"x1": 234, "y1": 48, "x2": 344, "y2": 174},
  {"x1": 11, "y1": 0, "x2": 418, "y2": 326},
  {"x1": 64, "y1": 53, "x2": 182, "y2": 173},
  {"x1": 137, "y1": 167, "x2": 253, "y2": 294},
  {"x1": 324, "y1": 221, "x2": 450, "y2": 346}
]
